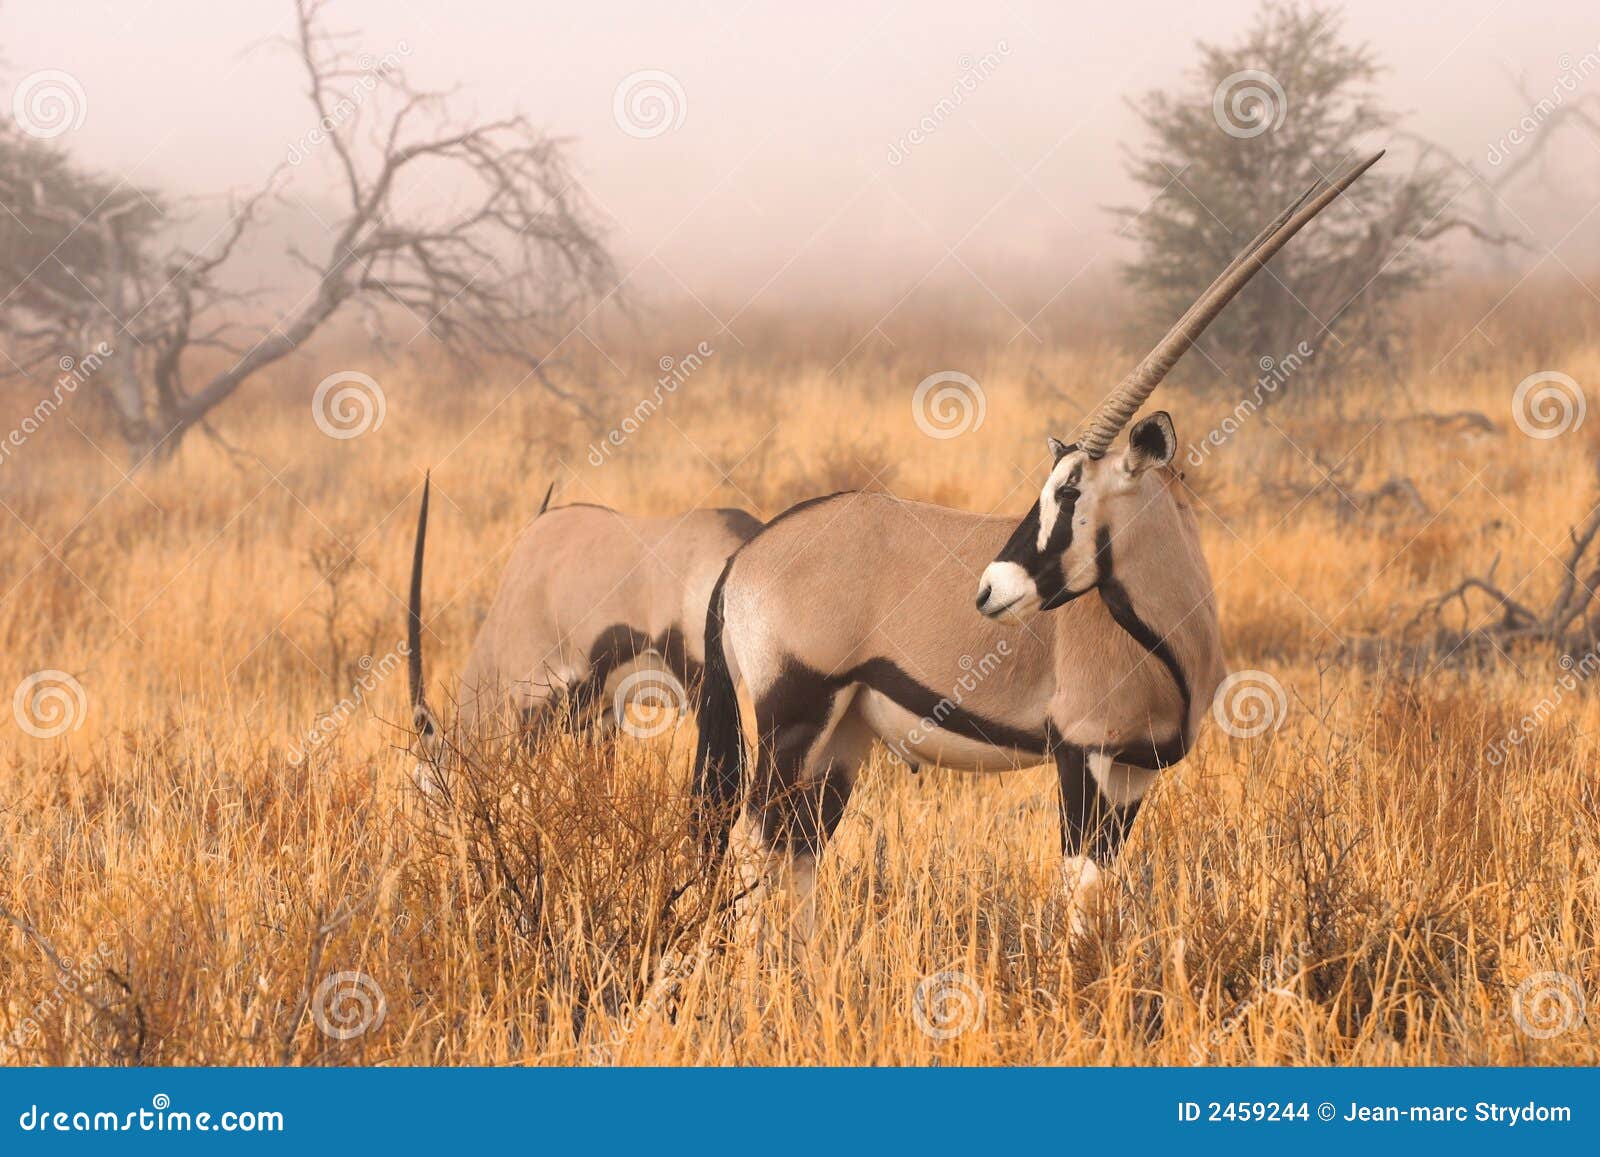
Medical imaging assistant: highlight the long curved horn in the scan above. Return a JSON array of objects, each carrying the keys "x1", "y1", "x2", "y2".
[{"x1": 1078, "y1": 150, "x2": 1384, "y2": 458}]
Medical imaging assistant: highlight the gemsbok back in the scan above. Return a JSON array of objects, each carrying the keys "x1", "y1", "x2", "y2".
[
  {"x1": 410, "y1": 481, "x2": 762, "y2": 749},
  {"x1": 692, "y1": 152, "x2": 1383, "y2": 935}
]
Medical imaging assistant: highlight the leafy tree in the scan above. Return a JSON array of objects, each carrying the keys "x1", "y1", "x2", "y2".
[{"x1": 1115, "y1": 2, "x2": 1486, "y2": 387}]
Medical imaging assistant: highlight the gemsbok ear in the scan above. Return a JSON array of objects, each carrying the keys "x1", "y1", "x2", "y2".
[
  {"x1": 1047, "y1": 436, "x2": 1072, "y2": 462},
  {"x1": 1124, "y1": 411, "x2": 1176, "y2": 476}
]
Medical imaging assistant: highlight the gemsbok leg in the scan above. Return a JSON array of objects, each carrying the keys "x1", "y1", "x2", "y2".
[
  {"x1": 1054, "y1": 741, "x2": 1154, "y2": 938},
  {"x1": 730, "y1": 679, "x2": 872, "y2": 946}
]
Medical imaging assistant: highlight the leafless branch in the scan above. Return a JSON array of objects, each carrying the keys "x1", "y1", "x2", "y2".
[{"x1": 0, "y1": 0, "x2": 616, "y2": 459}]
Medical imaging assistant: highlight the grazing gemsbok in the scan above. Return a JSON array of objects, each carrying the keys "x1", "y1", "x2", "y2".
[
  {"x1": 409, "y1": 479, "x2": 762, "y2": 746},
  {"x1": 692, "y1": 152, "x2": 1383, "y2": 932}
]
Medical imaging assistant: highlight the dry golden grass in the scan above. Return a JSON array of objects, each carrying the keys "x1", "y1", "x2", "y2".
[{"x1": 1, "y1": 282, "x2": 1598, "y2": 1065}]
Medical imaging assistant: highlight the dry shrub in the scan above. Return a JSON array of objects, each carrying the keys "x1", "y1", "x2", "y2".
[{"x1": 3, "y1": 282, "x2": 1599, "y2": 1065}]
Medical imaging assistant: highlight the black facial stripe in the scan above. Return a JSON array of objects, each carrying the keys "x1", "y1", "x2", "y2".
[
  {"x1": 1093, "y1": 525, "x2": 1192, "y2": 731},
  {"x1": 994, "y1": 498, "x2": 1044, "y2": 565},
  {"x1": 993, "y1": 488, "x2": 1079, "y2": 600},
  {"x1": 1042, "y1": 489, "x2": 1078, "y2": 553}
]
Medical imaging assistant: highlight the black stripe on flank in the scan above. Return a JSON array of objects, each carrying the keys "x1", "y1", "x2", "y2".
[
  {"x1": 751, "y1": 656, "x2": 1049, "y2": 763},
  {"x1": 1093, "y1": 525, "x2": 1192, "y2": 743},
  {"x1": 848, "y1": 658, "x2": 1049, "y2": 757}
]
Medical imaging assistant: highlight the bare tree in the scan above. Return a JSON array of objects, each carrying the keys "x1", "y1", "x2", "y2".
[
  {"x1": 1113, "y1": 2, "x2": 1510, "y2": 388},
  {"x1": 1416, "y1": 66, "x2": 1600, "y2": 264},
  {"x1": 0, "y1": 0, "x2": 616, "y2": 461}
]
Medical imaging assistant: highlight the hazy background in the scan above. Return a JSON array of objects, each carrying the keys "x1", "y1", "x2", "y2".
[
  {"x1": 7, "y1": 0, "x2": 1600, "y2": 318},
  {"x1": 6, "y1": 3, "x2": 1600, "y2": 1073}
]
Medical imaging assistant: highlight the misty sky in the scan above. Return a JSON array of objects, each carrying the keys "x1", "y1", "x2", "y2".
[{"x1": 7, "y1": 0, "x2": 1600, "y2": 313}]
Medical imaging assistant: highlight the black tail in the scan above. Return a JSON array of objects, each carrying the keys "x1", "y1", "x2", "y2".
[
  {"x1": 692, "y1": 560, "x2": 745, "y2": 857},
  {"x1": 537, "y1": 481, "x2": 555, "y2": 515},
  {"x1": 408, "y1": 474, "x2": 436, "y2": 739}
]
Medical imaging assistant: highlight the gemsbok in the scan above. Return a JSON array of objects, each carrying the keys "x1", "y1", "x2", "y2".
[
  {"x1": 691, "y1": 152, "x2": 1383, "y2": 934},
  {"x1": 409, "y1": 479, "x2": 762, "y2": 748}
]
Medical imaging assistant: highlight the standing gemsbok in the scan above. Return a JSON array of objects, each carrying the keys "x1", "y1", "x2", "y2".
[
  {"x1": 410, "y1": 480, "x2": 762, "y2": 747},
  {"x1": 692, "y1": 152, "x2": 1383, "y2": 931}
]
